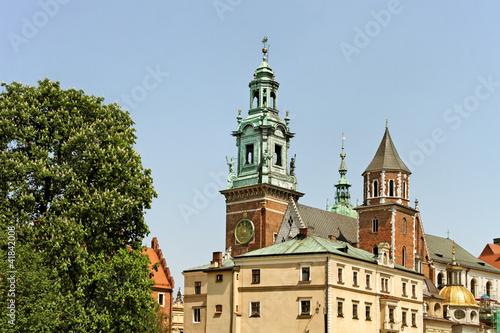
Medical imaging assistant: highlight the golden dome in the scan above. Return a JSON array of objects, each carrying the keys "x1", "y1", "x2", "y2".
[{"x1": 439, "y1": 286, "x2": 479, "y2": 307}]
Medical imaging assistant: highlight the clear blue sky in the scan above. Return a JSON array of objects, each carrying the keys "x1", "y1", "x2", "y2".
[{"x1": 2, "y1": 1, "x2": 499, "y2": 292}]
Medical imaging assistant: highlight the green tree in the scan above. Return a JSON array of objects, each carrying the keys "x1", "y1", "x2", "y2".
[{"x1": 0, "y1": 79, "x2": 160, "y2": 332}]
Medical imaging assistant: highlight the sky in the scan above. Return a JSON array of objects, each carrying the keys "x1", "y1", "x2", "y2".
[{"x1": 2, "y1": 1, "x2": 499, "y2": 292}]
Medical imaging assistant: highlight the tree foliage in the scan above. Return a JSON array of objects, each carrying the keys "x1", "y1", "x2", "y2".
[{"x1": 0, "y1": 79, "x2": 160, "y2": 332}]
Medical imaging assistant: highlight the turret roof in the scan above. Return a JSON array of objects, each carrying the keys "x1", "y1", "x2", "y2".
[{"x1": 364, "y1": 127, "x2": 411, "y2": 174}]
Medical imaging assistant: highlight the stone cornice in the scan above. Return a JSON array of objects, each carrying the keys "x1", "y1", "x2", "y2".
[{"x1": 220, "y1": 183, "x2": 303, "y2": 203}]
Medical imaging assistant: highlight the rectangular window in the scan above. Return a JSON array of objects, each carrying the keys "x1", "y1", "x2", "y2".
[
  {"x1": 252, "y1": 269, "x2": 260, "y2": 284},
  {"x1": 215, "y1": 304, "x2": 222, "y2": 314},
  {"x1": 274, "y1": 144, "x2": 282, "y2": 166},
  {"x1": 381, "y1": 277, "x2": 389, "y2": 292},
  {"x1": 158, "y1": 293, "x2": 165, "y2": 306},
  {"x1": 216, "y1": 274, "x2": 223, "y2": 282},
  {"x1": 337, "y1": 301, "x2": 344, "y2": 317},
  {"x1": 365, "y1": 305, "x2": 371, "y2": 320},
  {"x1": 250, "y1": 302, "x2": 260, "y2": 317},
  {"x1": 412, "y1": 284, "x2": 417, "y2": 298},
  {"x1": 402, "y1": 282, "x2": 407, "y2": 296},
  {"x1": 337, "y1": 268, "x2": 344, "y2": 283},
  {"x1": 411, "y1": 312, "x2": 417, "y2": 327},
  {"x1": 389, "y1": 308, "x2": 394, "y2": 323},
  {"x1": 352, "y1": 303, "x2": 358, "y2": 319},
  {"x1": 194, "y1": 281, "x2": 201, "y2": 294},
  {"x1": 245, "y1": 144, "x2": 254, "y2": 164},
  {"x1": 366, "y1": 274, "x2": 371, "y2": 289},
  {"x1": 300, "y1": 300, "x2": 311, "y2": 316},
  {"x1": 353, "y1": 271, "x2": 358, "y2": 286},
  {"x1": 301, "y1": 267, "x2": 310, "y2": 281},
  {"x1": 193, "y1": 308, "x2": 201, "y2": 323},
  {"x1": 402, "y1": 310, "x2": 407, "y2": 326}
]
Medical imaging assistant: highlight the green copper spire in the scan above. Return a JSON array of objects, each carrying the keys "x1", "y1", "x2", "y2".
[
  {"x1": 226, "y1": 38, "x2": 298, "y2": 191},
  {"x1": 327, "y1": 134, "x2": 357, "y2": 218}
]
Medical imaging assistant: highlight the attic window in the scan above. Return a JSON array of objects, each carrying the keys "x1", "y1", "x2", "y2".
[
  {"x1": 478, "y1": 262, "x2": 486, "y2": 266},
  {"x1": 338, "y1": 246, "x2": 348, "y2": 253}
]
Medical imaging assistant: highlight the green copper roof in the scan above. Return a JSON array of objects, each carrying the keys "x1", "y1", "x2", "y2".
[
  {"x1": 426, "y1": 234, "x2": 500, "y2": 274},
  {"x1": 236, "y1": 235, "x2": 415, "y2": 273},
  {"x1": 364, "y1": 127, "x2": 411, "y2": 174},
  {"x1": 236, "y1": 235, "x2": 375, "y2": 262},
  {"x1": 183, "y1": 258, "x2": 235, "y2": 273}
]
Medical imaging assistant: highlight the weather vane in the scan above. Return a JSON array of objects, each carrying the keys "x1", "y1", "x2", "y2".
[{"x1": 262, "y1": 36, "x2": 269, "y2": 61}]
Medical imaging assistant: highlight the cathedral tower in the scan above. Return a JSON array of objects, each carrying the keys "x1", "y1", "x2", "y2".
[
  {"x1": 221, "y1": 38, "x2": 303, "y2": 257},
  {"x1": 356, "y1": 124, "x2": 429, "y2": 274}
]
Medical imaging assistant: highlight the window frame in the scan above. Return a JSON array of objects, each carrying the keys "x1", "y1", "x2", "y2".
[
  {"x1": 365, "y1": 273, "x2": 372, "y2": 289},
  {"x1": 337, "y1": 267, "x2": 344, "y2": 284},
  {"x1": 158, "y1": 293, "x2": 165, "y2": 307},
  {"x1": 372, "y1": 218, "x2": 378, "y2": 233},
  {"x1": 216, "y1": 274, "x2": 223, "y2": 282},
  {"x1": 252, "y1": 269, "x2": 260, "y2": 284},
  {"x1": 250, "y1": 302, "x2": 260, "y2": 317},
  {"x1": 352, "y1": 270, "x2": 359, "y2": 287},
  {"x1": 193, "y1": 308, "x2": 201, "y2": 323},
  {"x1": 365, "y1": 304, "x2": 372, "y2": 321},
  {"x1": 194, "y1": 281, "x2": 201, "y2": 295},
  {"x1": 299, "y1": 298, "x2": 312, "y2": 316},
  {"x1": 352, "y1": 302, "x2": 359, "y2": 319},
  {"x1": 337, "y1": 299, "x2": 344, "y2": 317},
  {"x1": 300, "y1": 266, "x2": 311, "y2": 282}
]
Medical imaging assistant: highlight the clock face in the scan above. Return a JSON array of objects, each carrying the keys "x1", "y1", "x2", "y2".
[{"x1": 235, "y1": 219, "x2": 254, "y2": 244}]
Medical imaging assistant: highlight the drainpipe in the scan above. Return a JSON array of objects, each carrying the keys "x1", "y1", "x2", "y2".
[{"x1": 325, "y1": 256, "x2": 331, "y2": 333}]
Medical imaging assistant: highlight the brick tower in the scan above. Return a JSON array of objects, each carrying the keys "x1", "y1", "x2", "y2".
[
  {"x1": 220, "y1": 38, "x2": 303, "y2": 257},
  {"x1": 356, "y1": 125, "x2": 429, "y2": 275}
]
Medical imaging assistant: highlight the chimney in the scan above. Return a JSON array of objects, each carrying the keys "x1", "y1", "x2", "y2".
[
  {"x1": 299, "y1": 228, "x2": 309, "y2": 237},
  {"x1": 494, "y1": 238, "x2": 500, "y2": 245},
  {"x1": 328, "y1": 235, "x2": 337, "y2": 241},
  {"x1": 212, "y1": 251, "x2": 222, "y2": 268}
]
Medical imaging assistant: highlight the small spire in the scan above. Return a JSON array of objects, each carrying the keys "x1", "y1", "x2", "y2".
[
  {"x1": 262, "y1": 36, "x2": 268, "y2": 61},
  {"x1": 385, "y1": 117, "x2": 389, "y2": 128},
  {"x1": 339, "y1": 133, "x2": 347, "y2": 175}
]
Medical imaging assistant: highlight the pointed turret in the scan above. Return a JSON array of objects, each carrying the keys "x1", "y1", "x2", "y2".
[
  {"x1": 364, "y1": 126, "x2": 411, "y2": 174},
  {"x1": 327, "y1": 134, "x2": 357, "y2": 218}
]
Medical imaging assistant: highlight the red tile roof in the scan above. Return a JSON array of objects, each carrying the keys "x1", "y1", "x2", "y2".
[
  {"x1": 143, "y1": 237, "x2": 174, "y2": 290},
  {"x1": 478, "y1": 243, "x2": 500, "y2": 269}
]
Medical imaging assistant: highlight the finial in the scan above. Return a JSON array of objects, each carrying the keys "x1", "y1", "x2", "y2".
[
  {"x1": 262, "y1": 36, "x2": 268, "y2": 61},
  {"x1": 385, "y1": 117, "x2": 389, "y2": 128},
  {"x1": 415, "y1": 199, "x2": 419, "y2": 211},
  {"x1": 451, "y1": 240, "x2": 457, "y2": 266},
  {"x1": 340, "y1": 133, "x2": 346, "y2": 159},
  {"x1": 285, "y1": 110, "x2": 290, "y2": 126},
  {"x1": 237, "y1": 109, "x2": 242, "y2": 124}
]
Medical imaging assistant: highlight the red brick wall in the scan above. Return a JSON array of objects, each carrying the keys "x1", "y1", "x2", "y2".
[{"x1": 225, "y1": 197, "x2": 288, "y2": 256}]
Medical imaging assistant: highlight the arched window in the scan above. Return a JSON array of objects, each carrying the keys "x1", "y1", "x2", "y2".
[
  {"x1": 403, "y1": 218, "x2": 407, "y2": 235},
  {"x1": 372, "y1": 218, "x2": 378, "y2": 233},
  {"x1": 470, "y1": 279, "x2": 476, "y2": 297},
  {"x1": 486, "y1": 281, "x2": 492, "y2": 298},
  {"x1": 434, "y1": 303, "x2": 441, "y2": 316},
  {"x1": 373, "y1": 180, "x2": 378, "y2": 197},
  {"x1": 270, "y1": 91, "x2": 276, "y2": 109},
  {"x1": 402, "y1": 247, "x2": 406, "y2": 267},
  {"x1": 252, "y1": 91, "x2": 259, "y2": 109},
  {"x1": 437, "y1": 273, "x2": 444, "y2": 289},
  {"x1": 389, "y1": 180, "x2": 394, "y2": 197}
]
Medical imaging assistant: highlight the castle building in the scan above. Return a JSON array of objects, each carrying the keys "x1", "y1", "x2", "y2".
[
  {"x1": 184, "y1": 231, "x2": 425, "y2": 333},
  {"x1": 184, "y1": 39, "x2": 500, "y2": 332},
  {"x1": 220, "y1": 38, "x2": 302, "y2": 257}
]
